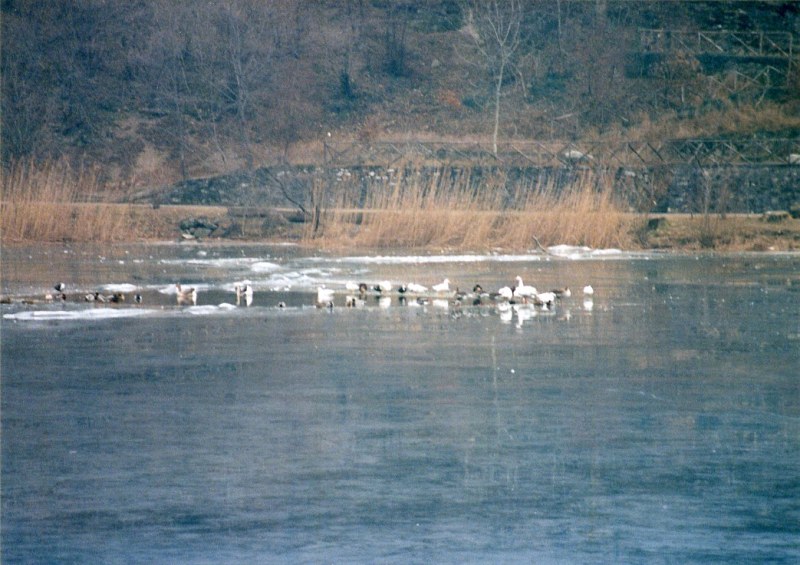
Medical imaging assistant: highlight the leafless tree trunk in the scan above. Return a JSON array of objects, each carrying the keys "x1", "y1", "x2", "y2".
[
  {"x1": 383, "y1": 2, "x2": 412, "y2": 77},
  {"x1": 339, "y1": 0, "x2": 365, "y2": 98},
  {"x1": 222, "y1": 4, "x2": 254, "y2": 169},
  {"x1": 464, "y1": 0, "x2": 523, "y2": 155}
]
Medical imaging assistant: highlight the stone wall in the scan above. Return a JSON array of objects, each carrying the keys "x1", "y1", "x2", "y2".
[{"x1": 149, "y1": 163, "x2": 800, "y2": 214}]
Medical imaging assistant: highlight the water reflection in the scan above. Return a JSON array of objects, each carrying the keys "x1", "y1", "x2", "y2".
[{"x1": 2, "y1": 247, "x2": 799, "y2": 562}]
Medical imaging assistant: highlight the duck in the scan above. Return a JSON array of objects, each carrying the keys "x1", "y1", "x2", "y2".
[
  {"x1": 175, "y1": 284, "x2": 197, "y2": 305},
  {"x1": 54, "y1": 282, "x2": 66, "y2": 293},
  {"x1": 551, "y1": 287, "x2": 571, "y2": 298},
  {"x1": 235, "y1": 283, "x2": 253, "y2": 306},
  {"x1": 373, "y1": 281, "x2": 392, "y2": 293},
  {"x1": 432, "y1": 278, "x2": 450, "y2": 293},
  {"x1": 109, "y1": 292, "x2": 126, "y2": 303},
  {"x1": 134, "y1": 293, "x2": 143, "y2": 304}
]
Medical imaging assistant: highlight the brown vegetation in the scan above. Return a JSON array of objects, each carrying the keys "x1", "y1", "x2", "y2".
[
  {"x1": 0, "y1": 160, "x2": 135, "y2": 242},
  {"x1": 3, "y1": 1, "x2": 797, "y2": 187},
  {"x1": 304, "y1": 165, "x2": 633, "y2": 249},
  {"x1": 3, "y1": 159, "x2": 798, "y2": 251}
]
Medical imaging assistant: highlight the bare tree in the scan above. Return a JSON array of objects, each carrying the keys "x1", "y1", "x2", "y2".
[
  {"x1": 463, "y1": 0, "x2": 523, "y2": 155},
  {"x1": 383, "y1": 2, "x2": 414, "y2": 77},
  {"x1": 337, "y1": 0, "x2": 365, "y2": 99}
]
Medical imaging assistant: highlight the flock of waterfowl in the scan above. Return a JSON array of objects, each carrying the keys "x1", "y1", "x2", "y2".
[
  {"x1": 2, "y1": 278, "x2": 595, "y2": 313},
  {"x1": 315, "y1": 277, "x2": 594, "y2": 311}
]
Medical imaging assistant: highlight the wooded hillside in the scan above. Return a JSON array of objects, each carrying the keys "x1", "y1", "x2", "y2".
[{"x1": 2, "y1": 0, "x2": 798, "y2": 187}]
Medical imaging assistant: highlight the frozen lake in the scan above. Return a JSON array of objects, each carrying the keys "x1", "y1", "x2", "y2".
[{"x1": 2, "y1": 244, "x2": 799, "y2": 563}]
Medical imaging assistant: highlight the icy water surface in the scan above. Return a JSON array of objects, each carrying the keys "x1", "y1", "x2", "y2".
[{"x1": 2, "y1": 244, "x2": 799, "y2": 563}]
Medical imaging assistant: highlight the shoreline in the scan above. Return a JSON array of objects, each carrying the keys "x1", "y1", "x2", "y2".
[{"x1": 2, "y1": 204, "x2": 799, "y2": 252}]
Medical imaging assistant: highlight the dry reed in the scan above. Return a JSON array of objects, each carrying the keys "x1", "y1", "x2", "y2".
[
  {"x1": 304, "y1": 163, "x2": 636, "y2": 250},
  {"x1": 1, "y1": 159, "x2": 135, "y2": 243}
]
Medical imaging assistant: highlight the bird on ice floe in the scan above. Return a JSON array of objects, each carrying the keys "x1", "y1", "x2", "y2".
[
  {"x1": 317, "y1": 286, "x2": 335, "y2": 307},
  {"x1": 345, "y1": 295, "x2": 365, "y2": 308},
  {"x1": 513, "y1": 276, "x2": 537, "y2": 300},
  {"x1": 234, "y1": 282, "x2": 253, "y2": 306},
  {"x1": 45, "y1": 290, "x2": 66, "y2": 302},
  {"x1": 535, "y1": 291, "x2": 556, "y2": 309},
  {"x1": 175, "y1": 284, "x2": 198, "y2": 305},
  {"x1": 346, "y1": 282, "x2": 369, "y2": 295},
  {"x1": 402, "y1": 282, "x2": 429, "y2": 294},
  {"x1": 432, "y1": 279, "x2": 450, "y2": 293},
  {"x1": 497, "y1": 286, "x2": 514, "y2": 301},
  {"x1": 373, "y1": 281, "x2": 392, "y2": 293}
]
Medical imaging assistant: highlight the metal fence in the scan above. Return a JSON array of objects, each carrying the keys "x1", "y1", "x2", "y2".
[{"x1": 323, "y1": 138, "x2": 800, "y2": 168}]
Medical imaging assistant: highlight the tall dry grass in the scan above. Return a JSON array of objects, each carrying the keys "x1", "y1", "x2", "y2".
[
  {"x1": 1, "y1": 159, "x2": 136, "y2": 242},
  {"x1": 305, "y1": 164, "x2": 636, "y2": 250}
]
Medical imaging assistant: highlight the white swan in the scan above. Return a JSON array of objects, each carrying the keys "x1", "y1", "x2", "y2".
[
  {"x1": 513, "y1": 276, "x2": 537, "y2": 299},
  {"x1": 317, "y1": 286, "x2": 335, "y2": 306},
  {"x1": 406, "y1": 282, "x2": 429, "y2": 294},
  {"x1": 497, "y1": 286, "x2": 514, "y2": 300},
  {"x1": 176, "y1": 284, "x2": 197, "y2": 305},
  {"x1": 432, "y1": 278, "x2": 450, "y2": 293},
  {"x1": 535, "y1": 291, "x2": 556, "y2": 308},
  {"x1": 234, "y1": 283, "x2": 253, "y2": 306}
]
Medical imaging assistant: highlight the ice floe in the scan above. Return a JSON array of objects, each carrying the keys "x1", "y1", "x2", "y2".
[
  {"x1": 4, "y1": 308, "x2": 157, "y2": 322},
  {"x1": 251, "y1": 261, "x2": 281, "y2": 273},
  {"x1": 101, "y1": 283, "x2": 139, "y2": 293}
]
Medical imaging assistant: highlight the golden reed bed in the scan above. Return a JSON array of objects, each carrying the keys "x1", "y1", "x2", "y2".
[{"x1": 3, "y1": 160, "x2": 798, "y2": 251}]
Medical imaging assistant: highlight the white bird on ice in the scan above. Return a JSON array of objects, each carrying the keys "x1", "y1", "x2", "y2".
[
  {"x1": 513, "y1": 276, "x2": 537, "y2": 299},
  {"x1": 432, "y1": 278, "x2": 450, "y2": 293},
  {"x1": 317, "y1": 286, "x2": 335, "y2": 305}
]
